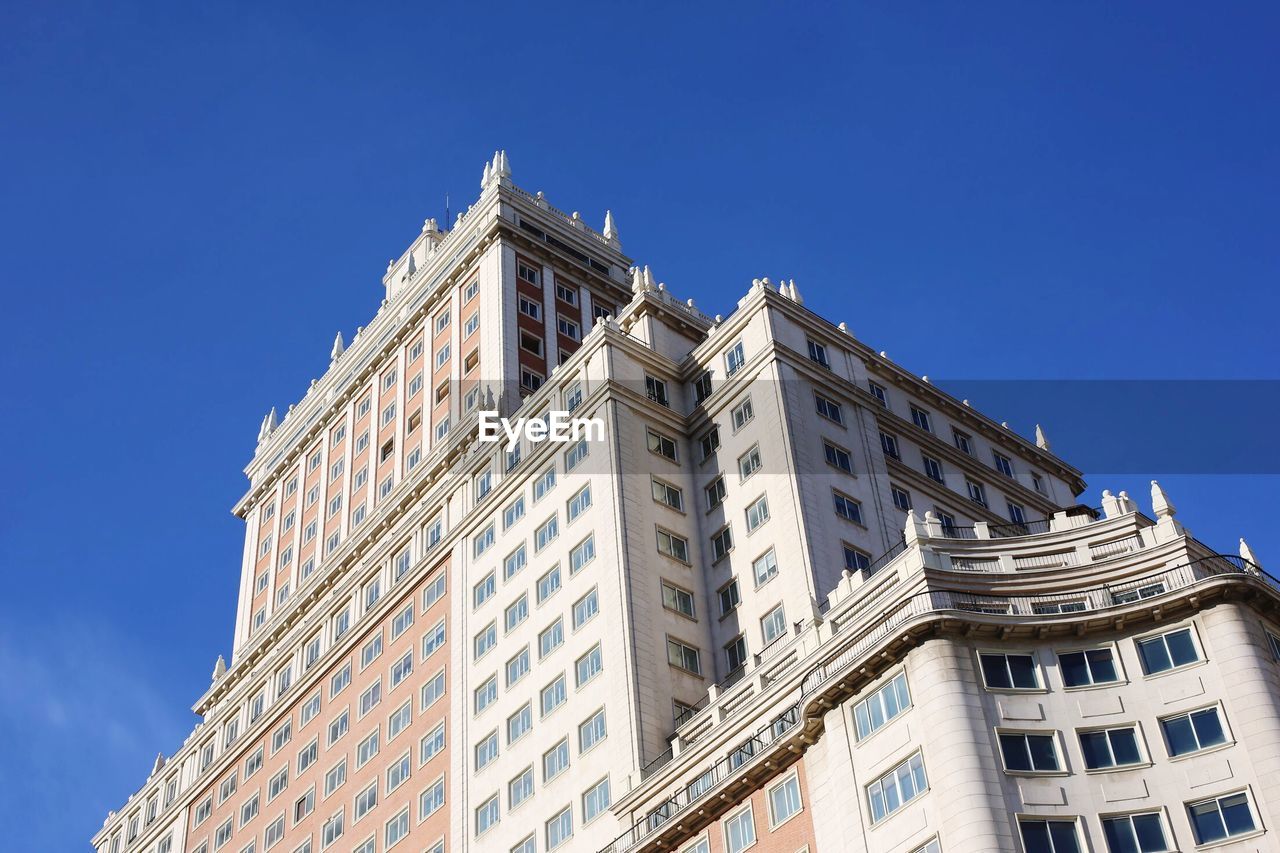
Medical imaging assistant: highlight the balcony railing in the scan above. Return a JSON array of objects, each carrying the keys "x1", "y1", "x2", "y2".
[{"x1": 602, "y1": 553, "x2": 1272, "y2": 853}]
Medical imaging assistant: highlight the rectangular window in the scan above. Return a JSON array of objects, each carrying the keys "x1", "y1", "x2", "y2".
[
  {"x1": 578, "y1": 709, "x2": 607, "y2": 753},
  {"x1": 725, "y1": 342, "x2": 745, "y2": 375},
  {"x1": 719, "y1": 579, "x2": 741, "y2": 615},
  {"x1": 993, "y1": 451, "x2": 1014, "y2": 477},
  {"x1": 541, "y1": 674, "x2": 567, "y2": 717},
  {"x1": 508, "y1": 768, "x2": 534, "y2": 811},
  {"x1": 475, "y1": 731, "x2": 499, "y2": 770},
  {"x1": 699, "y1": 427, "x2": 720, "y2": 461},
  {"x1": 731, "y1": 396, "x2": 754, "y2": 430},
  {"x1": 539, "y1": 619, "x2": 564, "y2": 658},
  {"x1": 824, "y1": 441, "x2": 852, "y2": 473},
  {"x1": 473, "y1": 570, "x2": 496, "y2": 607},
  {"x1": 752, "y1": 550, "x2": 778, "y2": 587},
  {"x1": 1100, "y1": 812, "x2": 1170, "y2": 853},
  {"x1": 966, "y1": 478, "x2": 988, "y2": 507},
  {"x1": 867, "y1": 752, "x2": 927, "y2": 823},
  {"x1": 922, "y1": 455, "x2": 944, "y2": 483},
  {"x1": 537, "y1": 565, "x2": 562, "y2": 602},
  {"x1": 651, "y1": 478, "x2": 684, "y2": 511},
  {"x1": 711, "y1": 526, "x2": 733, "y2": 560},
  {"x1": 546, "y1": 805, "x2": 573, "y2": 849},
  {"x1": 1079, "y1": 726, "x2": 1144, "y2": 770},
  {"x1": 1058, "y1": 648, "x2": 1120, "y2": 688},
  {"x1": 645, "y1": 375, "x2": 670, "y2": 406},
  {"x1": 745, "y1": 495, "x2": 770, "y2": 531},
  {"x1": 518, "y1": 294, "x2": 542, "y2": 319},
  {"x1": 657, "y1": 529, "x2": 690, "y2": 562},
  {"x1": 998, "y1": 731, "x2": 1061, "y2": 773},
  {"x1": 647, "y1": 429, "x2": 678, "y2": 461},
  {"x1": 355, "y1": 728, "x2": 379, "y2": 767},
  {"x1": 474, "y1": 676, "x2": 497, "y2": 714},
  {"x1": 507, "y1": 702, "x2": 533, "y2": 744},
  {"x1": 815, "y1": 393, "x2": 843, "y2": 424},
  {"x1": 583, "y1": 777, "x2": 611, "y2": 824},
  {"x1": 1186, "y1": 791, "x2": 1258, "y2": 845},
  {"x1": 979, "y1": 652, "x2": 1040, "y2": 690},
  {"x1": 1161, "y1": 706, "x2": 1228, "y2": 756},
  {"x1": 572, "y1": 587, "x2": 599, "y2": 628},
  {"x1": 891, "y1": 485, "x2": 912, "y2": 512},
  {"x1": 761, "y1": 604, "x2": 787, "y2": 645},
  {"x1": 476, "y1": 794, "x2": 500, "y2": 836},
  {"x1": 506, "y1": 647, "x2": 531, "y2": 687},
  {"x1": 724, "y1": 806, "x2": 756, "y2": 853},
  {"x1": 575, "y1": 644, "x2": 603, "y2": 686},
  {"x1": 768, "y1": 774, "x2": 803, "y2": 826},
  {"x1": 535, "y1": 514, "x2": 559, "y2": 551},
  {"x1": 419, "y1": 721, "x2": 446, "y2": 765},
  {"x1": 738, "y1": 445, "x2": 762, "y2": 480},
  {"x1": 661, "y1": 582, "x2": 696, "y2": 618},
  {"x1": 704, "y1": 476, "x2": 726, "y2": 510},
  {"x1": 543, "y1": 739, "x2": 570, "y2": 781},
  {"x1": 474, "y1": 622, "x2": 497, "y2": 660},
  {"x1": 853, "y1": 672, "x2": 911, "y2": 740},
  {"x1": 1136, "y1": 627, "x2": 1201, "y2": 674},
  {"x1": 694, "y1": 371, "x2": 713, "y2": 404},
  {"x1": 666, "y1": 638, "x2": 702, "y2": 674},
  {"x1": 419, "y1": 777, "x2": 446, "y2": 819},
  {"x1": 1018, "y1": 820, "x2": 1082, "y2": 853},
  {"x1": 833, "y1": 491, "x2": 863, "y2": 523},
  {"x1": 910, "y1": 406, "x2": 932, "y2": 432},
  {"x1": 567, "y1": 484, "x2": 592, "y2": 522}
]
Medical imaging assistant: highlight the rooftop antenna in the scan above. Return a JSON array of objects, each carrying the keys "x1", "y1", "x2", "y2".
[{"x1": 444, "y1": 193, "x2": 450, "y2": 231}]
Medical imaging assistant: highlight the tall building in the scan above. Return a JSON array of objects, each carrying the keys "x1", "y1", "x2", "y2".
[{"x1": 94, "y1": 154, "x2": 1280, "y2": 853}]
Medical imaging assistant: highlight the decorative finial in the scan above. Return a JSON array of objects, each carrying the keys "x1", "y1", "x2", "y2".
[
  {"x1": 921, "y1": 375, "x2": 931, "y2": 384},
  {"x1": 482, "y1": 161, "x2": 491, "y2": 189},
  {"x1": 1001, "y1": 421, "x2": 1010, "y2": 429},
  {"x1": 788, "y1": 280, "x2": 802, "y2": 304},
  {"x1": 265, "y1": 407, "x2": 277, "y2": 433},
  {"x1": 496, "y1": 150, "x2": 511, "y2": 178},
  {"x1": 630, "y1": 266, "x2": 645, "y2": 294},
  {"x1": 330, "y1": 332, "x2": 345, "y2": 362},
  {"x1": 686, "y1": 298, "x2": 695, "y2": 308},
  {"x1": 962, "y1": 399, "x2": 971, "y2": 407},
  {"x1": 714, "y1": 314, "x2": 723, "y2": 323},
  {"x1": 1035, "y1": 424, "x2": 1051, "y2": 451},
  {"x1": 386, "y1": 259, "x2": 394, "y2": 272},
  {"x1": 212, "y1": 655, "x2": 227, "y2": 681},
  {"x1": 879, "y1": 350, "x2": 888, "y2": 358},
  {"x1": 422, "y1": 218, "x2": 438, "y2": 234},
  {"x1": 1150, "y1": 480, "x2": 1176, "y2": 519},
  {"x1": 642, "y1": 265, "x2": 656, "y2": 292},
  {"x1": 603, "y1": 210, "x2": 618, "y2": 242},
  {"x1": 151, "y1": 753, "x2": 165, "y2": 776},
  {"x1": 1240, "y1": 537, "x2": 1261, "y2": 568}
]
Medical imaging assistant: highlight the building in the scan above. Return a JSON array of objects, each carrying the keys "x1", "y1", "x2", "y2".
[{"x1": 93, "y1": 153, "x2": 1280, "y2": 853}]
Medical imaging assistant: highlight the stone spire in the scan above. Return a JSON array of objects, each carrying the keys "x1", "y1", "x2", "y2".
[
  {"x1": 1035, "y1": 424, "x2": 1051, "y2": 451},
  {"x1": 788, "y1": 279, "x2": 803, "y2": 304},
  {"x1": 1240, "y1": 537, "x2": 1261, "y2": 568},
  {"x1": 1150, "y1": 480, "x2": 1176, "y2": 519},
  {"x1": 330, "y1": 332, "x2": 345, "y2": 362},
  {"x1": 482, "y1": 160, "x2": 492, "y2": 189},
  {"x1": 642, "y1": 265, "x2": 656, "y2": 292},
  {"x1": 212, "y1": 655, "x2": 226, "y2": 682},
  {"x1": 603, "y1": 210, "x2": 618, "y2": 243},
  {"x1": 495, "y1": 150, "x2": 511, "y2": 179},
  {"x1": 258, "y1": 407, "x2": 278, "y2": 444},
  {"x1": 151, "y1": 753, "x2": 165, "y2": 777},
  {"x1": 630, "y1": 266, "x2": 646, "y2": 294}
]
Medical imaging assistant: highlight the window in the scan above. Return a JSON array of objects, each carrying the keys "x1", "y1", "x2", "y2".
[
  {"x1": 1080, "y1": 726, "x2": 1144, "y2": 770},
  {"x1": 966, "y1": 478, "x2": 988, "y2": 507},
  {"x1": 240, "y1": 791, "x2": 260, "y2": 826},
  {"x1": 388, "y1": 701, "x2": 411, "y2": 741},
  {"x1": 1018, "y1": 819, "x2": 1082, "y2": 853},
  {"x1": 421, "y1": 618, "x2": 446, "y2": 660},
  {"x1": 465, "y1": 312, "x2": 480, "y2": 337},
  {"x1": 704, "y1": 476, "x2": 726, "y2": 510},
  {"x1": 390, "y1": 651, "x2": 413, "y2": 688},
  {"x1": 1137, "y1": 627, "x2": 1201, "y2": 674},
  {"x1": 853, "y1": 672, "x2": 911, "y2": 740},
  {"x1": 1008, "y1": 502, "x2": 1027, "y2": 525},
  {"x1": 476, "y1": 794, "x2": 500, "y2": 835},
  {"x1": 419, "y1": 721, "x2": 446, "y2": 765},
  {"x1": 535, "y1": 514, "x2": 559, "y2": 551},
  {"x1": 667, "y1": 638, "x2": 702, "y2": 674},
  {"x1": 651, "y1": 478, "x2": 684, "y2": 511},
  {"x1": 416, "y1": 776, "x2": 445, "y2": 820},
  {"x1": 356, "y1": 729, "x2": 379, "y2": 767},
  {"x1": 725, "y1": 635, "x2": 747, "y2": 671},
  {"x1": 546, "y1": 805, "x2": 573, "y2": 849},
  {"x1": 647, "y1": 429, "x2": 678, "y2": 461},
  {"x1": 474, "y1": 676, "x2": 497, "y2": 714},
  {"x1": 330, "y1": 662, "x2": 351, "y2": 696},
  {"x1": 1161, "y1": 706, "x2": 1228, "y2": 756},
  {"x1": 421, "y1": 669, "x2": 446, "y2": 709},
  {"x1": 541, "y1": 674, "x2": 567, "y2": 717},
  {"x1": 730, "y1": 396, "x2": 754, "y2": 430},
  {"x1": 979, "y1": 652, "x2": 1040, "y2": 690},
  {"x1": 537, "y1": 564, "x2": 562, "y2": 602},
  {"x1": 533, "y1": 466, "x2": 556, "y2": 502},
  {"x1": 910, "y1": 406, "x2": 932, "y2": 432},
  {"x1": 1186, "y1": 791, "x2": 1258, "y2": 845},
  {"x1": 474, "y1": 622, "x2": 497, "y2": 660},
  {"x1": 815, "y1": 393, "x2": 843, "y2": 424},
  {"x1": 539, "y1": 619, "x2": 564, "y2": 658},
  {"x1": 657, "y1": 529, "x2": 690, "y2": 562},
  {"x1": 575, "y1": 644, "x2": 603, "y2": 686},
  {"x1": 519, "y1": 330, "x2": 544, "y2": 357},
  {"x1": 543, "y1": 738, "x2": 570, "y2": 781},
  {"x1": 555, "y1": 282, "x2": 578, "y2": 305},
  {"x1": 1100, "y1": 812, "x2": 1171, "y2": 853},
  {"x1": 321, "y1": 809, "x2": 344, "y2": 848},
  {"x1": 879, "y1": 431, "x2": 900, "y2": 459},
  {"x1": 833, "y1": 491, "x2": 862, "y2": 523},
  {"x1": 506, "y1": 647, "x2": 531, "y2": 686},
  {"x1": 520, "y1": 368, "x2": 543, "y2": 393},
  {"x1": 384, "y1": 807, "x2": 409, "y2": 847},
  {"x1": 505, "y1": 595, "x2": 529, "y2": 633},
  {"x1": 661, "y1": 582, "x2": 696, "y2": 618},
  {"x1": 353, "y1": 780, "x2": 378, "y2": 821},
  {"x1": 993, "y1": 451, "x2": 1014, "y2": 477},
  {"x1": 998, "y1": 731, "x2": 1060, "y2": 773},
  {"x1": 502, "y1": 497, "x2": 525, "y2": 531},
  {"x1": 361, "y1": 634, "x2": 383, "y2": 669},
  {"x1": 1058, "y1": 648, "x2": 1120, "y2": 688},
  {"x1": 508, "y1": 768, "x2": 534, "y2": 810},
  {"x1": 806, "y1": 338, "x2": 830, "y2": 367},
  {"x1": 699, "y1": 427, "x2": 720, "y2": 461},
  {"x1": 518, "y1": 295, "x2": 541, "y2": 319},
  {"x1": 476, "y1": 731, "x2": 500, "y2": 770},
  {"x1": 761, "y1": 604, "x2": 787, "y2": 644},
  {"x1": 867, "y1": 751, "x2": 927, "y2": 823},
  {"x1": 711, "y1": 526, "x2": 733, "y2": 560},
  {"x1": 297, "y1": 739, "x2": 318, "y2": 773},
  {"x1": 694, "y1": 371, "x2": 713, "y2": 404},
  {"x1": 922, "y1": 455, "x2": 944, "y2": 483},
  {"x1": 645, "y1": 375, "x2": 670, "y2": 406},
  {"x1": 891, "y1": 485, "x2": 912, "y2": 512},
  {"x1": 579, "y1": 708, "x2": 607, "y2": 752},
  {"x1": 423, "y1": 568, "x2": 445, "y2": 605},
  {"x1": 508, "y1": 702, "x2": 533, "y2": 744},
  {"x1": 583, "y1": 777, "x2": 611, "y2": 823},
  {"x1": 271, "y1": 720, "x2": 292, "y2": 754},
  {"x1": 323, "y1": 759, "x2": 347, "y2": 798},
  {"x1": 473, "y1": 570, "x2": 496, "y2": 608},
  {"x1": 723, "y1": 805, "x2": 756, "y2": 853},
  {"x1": 725, "y1": 342, "x2": 745, "y2": 375},
  {"x1": 567, "y1": 484, "x2": 591, "y2": 522},
  {"x1": 949, "y1": 429, "x2": 972, "y2": 455},
  {"x1": 768, "y1": 774, "x2": 802, "y2": 826},
  {"x1": 752, "y1": 550, "x2": 778, "y2": 587},
  {"x1": 823, "y1": 441, "x2": 852, "y2": 473},
  {"x1": 738, "y1": 445, "x2": 762, "y2": 480},
  {"x1": 745, "y1": 495, "x2": 770, "y2": 531},
  {"x1": 572, "y1": 587, "x2": 599, "y2": 628},
  {"x1": 718, "y1": 579, "x2": 741, "y2": 615}
]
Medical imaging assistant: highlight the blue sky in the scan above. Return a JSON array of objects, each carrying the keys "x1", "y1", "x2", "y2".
[{"x1": 1, "y1": 2, "x2": 1277, "y2": 849}]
